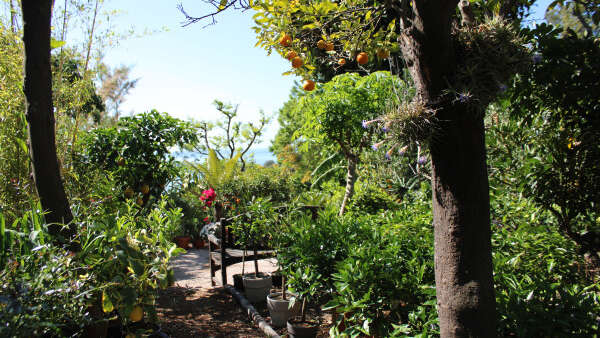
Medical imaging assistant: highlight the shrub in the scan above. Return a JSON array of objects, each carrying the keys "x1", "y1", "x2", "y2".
[
  {"x1": 0, "y1": 199, "x2": 184, "y2": 337},
  {"x1": 346, "y1": 180, "x2": 399, "y2": 215}
]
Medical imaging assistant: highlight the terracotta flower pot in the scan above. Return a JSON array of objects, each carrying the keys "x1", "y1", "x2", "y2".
[
  {"x1": 174, "y1": 236, "x2": 191, "y2": 249},
  {"x1": 193, "y1": 239, "x2": 205, "y2": 249}
]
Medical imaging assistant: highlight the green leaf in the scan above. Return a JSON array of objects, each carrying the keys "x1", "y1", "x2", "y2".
[
  {"x1": 50, "y1": 38, "x2": 66, "y2": 50},
  {"x1": 102, "y1": 291, "x2": 114, "y2": 313}
]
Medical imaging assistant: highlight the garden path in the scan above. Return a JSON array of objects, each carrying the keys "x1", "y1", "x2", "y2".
[{"x1": 170, "y1": 247, "x2": 279, "y2": 288}]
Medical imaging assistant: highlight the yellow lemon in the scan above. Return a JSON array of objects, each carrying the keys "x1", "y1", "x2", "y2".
[{"x1": 129, "y1": 305, "x2": 143, "y2": 322}]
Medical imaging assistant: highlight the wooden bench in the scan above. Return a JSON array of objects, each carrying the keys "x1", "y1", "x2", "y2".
[
  {"x1": 207, "y1": 205, "x2": 321, "y2": 286},
  {"x1": 207, "y1": 216, "x2": 274, "y2": 286}
]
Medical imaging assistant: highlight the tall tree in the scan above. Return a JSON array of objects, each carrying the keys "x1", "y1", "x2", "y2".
[
  {"x1": 21, "y1": 0, "x2": 75, "y2": 241},
  {"x1": 181, "y1": 0, "x2": 530, "y2": 334}
]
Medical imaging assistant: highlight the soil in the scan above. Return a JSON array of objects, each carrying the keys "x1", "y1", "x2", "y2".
[{"x1": 155, "y1": 248, "x2": 333, "y2": 337}]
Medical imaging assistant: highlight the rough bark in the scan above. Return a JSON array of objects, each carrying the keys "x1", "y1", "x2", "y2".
[
  {"x1": 398, "y1": 1, "x2": 497, "y2": 336},
  {"x1": 21, "y1": 0, "x2": 75, "y2": 239},
  {"x1": 338, "y1": 154, "x2": 358, "y2": 216},
  {"x1": 430, "y1": 109, "x2": 496, "y2": 336}
]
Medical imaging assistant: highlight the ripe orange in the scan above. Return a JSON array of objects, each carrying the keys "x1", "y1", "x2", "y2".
[
  {"x1": 129, "y1": 305, "x2": 143, "y2": 322},
  {"x1": 285, "y1": 50, "x2": 298, "y2": 60},
  {"x1": 291, "y1": 56, "x2": 303, "y2": 68},
  {"x1": 357, "y1": 52, "x2": 369, "y2": 65},
  {"x1": 377, "y1": 48, "x2": 390, "y2": 59},
  {"x1": 303, "y1": 80, "x2": 315, "y2": 91},
  {"x1": 140, "y1": 184, "x2": 150, "y2": 195},
  {"x1": 338, "y1": 58, "x2": 346, "y2": 66},
  {"x1": 279, "y1": 34, "x2": 292, "y2": 47},
  {"x1": 317, "y1": 40, "x2": 327, "y2": 50},
  {"x1": 325, "y1": 42, "x2": 334, "y2": 51}
]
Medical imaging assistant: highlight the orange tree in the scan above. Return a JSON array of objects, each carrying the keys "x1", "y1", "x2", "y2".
[
  {"x1": 80, "y1": 110, "x2": 198, "y2": 208},
  {"x1": 248, "y1": 1, "x2": 532, "y2": 336}
]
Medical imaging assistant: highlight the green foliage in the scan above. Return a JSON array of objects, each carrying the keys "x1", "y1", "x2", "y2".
[
  {"x1": 0, "y1": 24, "x2": 32, "y2": 222},
  {"x1": 52, "y1": 50, "x2": 106, "y2": 124},
  {"x1": 219, "y1": 164, "x2": 302, "y2": 204},
  {"x1": 0, "y1": 245, "x2": 95, "y2": 337},
  {"x1": 346, "y1": 180, "x2": 399, "y2": 215},
  {"x1": 507, "y1": 24, "x2": 600, "y2": 260},
  {"x1": 546, "y1": 0, "x2": 600, "y2": 37},
  {"x1": 81, "y1": 110, "x2": 198, "y2": 206},
  {"x1": 279, "y1": 185, "x2": 600, "y2": 336},
  {"x1": 494, "y1": 224, "x2": 600, "y2": 336},
  {"x1": 191, "y1": 149, "x2": 241, "y2": 190},
  {"x1": 191, "y1": 99, "x2": 270, "y2": 168},
  {"x1": 77, "y1": 199, "x2": 183, "y2": 326},
  {"x1": 0, "y1": 199, "x2": 184, "y2": 336},
  {"x1": 326, "y1": 204, "x2": 435, "y2": 337},
  {"x1": 252, "y1": 0, "x2": 402, "y2": 80},
  {"x1": 299, "y1": 71, "x2": 399, "y2": 155}
]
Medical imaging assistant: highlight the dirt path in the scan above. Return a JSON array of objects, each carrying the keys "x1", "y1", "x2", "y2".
[{"x1": 156, "y1": 248, "x2": 278, "y2": 337}]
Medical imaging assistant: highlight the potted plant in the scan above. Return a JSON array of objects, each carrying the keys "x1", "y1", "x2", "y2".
[
  {"x1": 286, "y1": 267, "x2": 323, "y2": 338},
  {"x1": 267, "y1": 272, "x2": 301, "y2": 327},
  {"x1": 240, "y1": 197, "x2": 275, "y2": 303}
]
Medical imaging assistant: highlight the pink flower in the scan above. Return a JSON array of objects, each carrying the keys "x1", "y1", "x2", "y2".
[
  {"x1": 203, "y1": 217, "x2": 210, "y2": 223},
  {"x1": 206, "y1": 200, "x2": 212, "y2": 207}
]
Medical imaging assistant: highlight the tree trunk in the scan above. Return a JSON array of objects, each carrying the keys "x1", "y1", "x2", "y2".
[
  {"x1": 338, "y1": 154, "x2": 358, "y2": 216},
  {"x1": 399, "y1": 2, "x2": 496, "y2": 336},
  {"x1": 430, "y1": 109, "x2": 496, "y2": 336},
  {"x1": 21, "y1": 0, "x2": 75, "y2": 240}
]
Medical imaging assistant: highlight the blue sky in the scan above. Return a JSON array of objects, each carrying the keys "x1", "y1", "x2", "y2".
[
  {"x1": 100, "y1": 1, "x2": 297, "y2": 154},
  {"x1": 71, "y1": 0, "x2": 553, "y2": 158}
]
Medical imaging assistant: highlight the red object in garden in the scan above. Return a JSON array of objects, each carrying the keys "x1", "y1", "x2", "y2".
[
  {"x1": 193, "y1": 239, "x2": 205, "y2": 249},
  {"x1": 174, "y1": 236, "x2": 191, "y2": 249}
]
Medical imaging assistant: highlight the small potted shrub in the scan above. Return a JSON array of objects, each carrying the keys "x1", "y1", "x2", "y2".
[
  {"x1": 267, "y1": 271, "x2": 301, "y2": 327},
  {"x1": 240, "y1": 198, "x2": 275, "y2": 303},
  {"x1": 286, "y1": 268, "x2": 323, "y2": 338}
]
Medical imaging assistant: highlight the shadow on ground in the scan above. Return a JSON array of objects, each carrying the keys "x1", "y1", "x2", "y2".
[{"x1": 156, "y1": 286, "x2": 261, "y2": 338}]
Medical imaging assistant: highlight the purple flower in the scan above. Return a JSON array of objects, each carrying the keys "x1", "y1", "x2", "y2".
[
  {"x1": 384, "y1": 152, "x2": 391, "y2": 160},
  {"x1": 362, "y1": 120, "x2": 369, "y2": 129},
  {"x1": 458, "y1": 93, "x2": 469, "y2": 103},
  {"x1": 382, "y1": 126, "x2": 389, "y2": 133},
  {"x1": 372, "y1": 140, "x2": 386, "y2": 151},
  {"x1": 417, "y1": 155, "x2": 427, "y2": 165},
  {"x1": 532, "y1": 53, "x2": 542, "y2": 64},
  {"x1": 398, "y1": 145, "x2": 408, "y2": 156}
]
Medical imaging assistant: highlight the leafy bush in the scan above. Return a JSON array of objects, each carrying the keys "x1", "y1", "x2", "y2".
[
  {"x1": 494, "y1": 225, "x2": 600, "y2": 336},
  {"x1": 219, "y1": 164, "x2": 302, "y2": 205},
  {"x1": 326, "y1": 196, "x2": 436, "y2": 337},
  {"x1": 346, "y1": 180, "x2": 399, "y2": 215},
  {"x1": 281, "y1": 184, "x2": 600, "y2": 337},
  {"x1": 0, "y1": 208, "x2": 95, "y2": 337},
  {"x1": 0, "y1": 199, "x2": 184, "y2": 337},
  {"x1": 80, "y1": 110, "x2": 198, "y2": 207}
]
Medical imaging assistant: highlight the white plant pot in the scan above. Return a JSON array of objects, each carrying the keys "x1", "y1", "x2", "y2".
[
  {"x1": 267, "y1": 292, "x2": 301, "y2": 327},
  {"x1": 243, "y1": 273, "x2": 272, "y2": 303}
]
